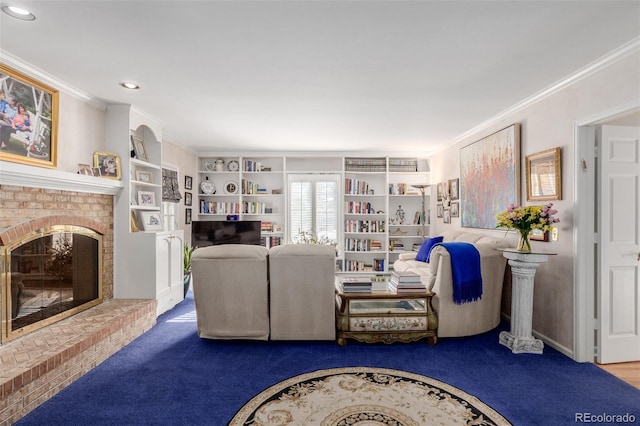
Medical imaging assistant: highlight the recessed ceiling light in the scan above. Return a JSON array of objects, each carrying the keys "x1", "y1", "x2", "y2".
[
  {"x1": 120, "y1": 82, "x2": 140, "y2": 90},
  {"x1": 2, "y1": 5, "x2": 36, "y2": 21}
]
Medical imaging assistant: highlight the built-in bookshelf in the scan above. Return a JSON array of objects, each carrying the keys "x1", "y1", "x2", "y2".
[{"x1": 196, "y1": 155, "x2": 430, "y2": 258}]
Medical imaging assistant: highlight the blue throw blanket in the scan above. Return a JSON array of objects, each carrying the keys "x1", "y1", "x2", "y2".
[{"x1": 431, "y1": 242, "x2": 482, "y2": 304}]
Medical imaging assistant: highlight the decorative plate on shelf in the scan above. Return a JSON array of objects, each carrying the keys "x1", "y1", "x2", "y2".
[
  {"x1": 227, "y1": 160, "x2": 239, "y2": 172},
  {"x1": 203, "y1": 160, "x2": 215, "y2": 172},
  {"x1": 200, "y1": 180, "x2": 216, "y2": 194},
  {"x1": 225, "y1": 181, "x2": 238, "y2": 194}
]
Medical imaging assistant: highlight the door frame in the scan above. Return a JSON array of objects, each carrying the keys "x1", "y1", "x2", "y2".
[{"x1": 574, "y1": 99, "x2": 640, "y2": 362}]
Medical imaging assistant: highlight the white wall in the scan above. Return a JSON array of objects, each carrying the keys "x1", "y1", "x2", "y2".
[{"x1": 430, "y1": 49, "x2": 640, "y2": 353}]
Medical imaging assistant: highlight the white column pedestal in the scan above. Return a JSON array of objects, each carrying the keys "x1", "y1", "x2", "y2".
[{"x1": 499, "y1": 249, "x2": 554, "y2": 354}]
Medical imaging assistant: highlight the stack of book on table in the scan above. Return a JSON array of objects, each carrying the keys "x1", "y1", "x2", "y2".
[
  {"x1": 339, "y1": 277, "x2": 373, "y2": 293},
  {"x1": 389, "y1": 271, "x2": 426, "y2": 293}
]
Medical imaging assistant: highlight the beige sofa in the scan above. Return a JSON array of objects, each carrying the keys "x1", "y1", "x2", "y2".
[
  {"x1": 393, "y1": 231, "x2": 510, "y2": 338},
  {"x1": 269, "y1": 244, "x2": 336, "y2": 340},
  {"x1": 191, "y1": 243, "x2": 336, "y2": 341},
  {"x1": 191, "y1": 244, "x2": 270, "y2": 340}
]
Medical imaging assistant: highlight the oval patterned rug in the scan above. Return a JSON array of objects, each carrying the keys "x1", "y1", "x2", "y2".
[{"x1": 229, "y1": 367, "x2": 511, "y2": 425}]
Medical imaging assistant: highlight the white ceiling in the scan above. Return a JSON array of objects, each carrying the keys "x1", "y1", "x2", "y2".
[{"x1": 1, "y1": 1, "x2": 639, "y2": 155}]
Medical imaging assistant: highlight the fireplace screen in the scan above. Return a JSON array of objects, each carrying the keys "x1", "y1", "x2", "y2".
[{"x1": 2, "y1": 225, "x2": 102, "y2": 342}]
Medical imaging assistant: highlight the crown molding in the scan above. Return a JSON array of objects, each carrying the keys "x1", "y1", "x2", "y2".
[
  {"x1": 0, "y1": 49, "x2": 107, "y2": 110},
  {"x1": 440, "y1": 37, "x2": 640, "y2": 152}
]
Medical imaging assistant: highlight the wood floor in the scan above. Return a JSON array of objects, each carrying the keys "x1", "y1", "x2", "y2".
[{"x1": 596, "y1": 361, "x2": 640, "y2": 389}]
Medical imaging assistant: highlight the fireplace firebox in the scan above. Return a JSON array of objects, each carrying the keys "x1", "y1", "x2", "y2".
[{"x1": 2, "y1": 225, "x2": 102, "y2": 342}]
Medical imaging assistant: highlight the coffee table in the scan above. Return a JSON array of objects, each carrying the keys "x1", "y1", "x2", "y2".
[{"x1": 335, "y1": 279, "x2": 438, "y2": 345}]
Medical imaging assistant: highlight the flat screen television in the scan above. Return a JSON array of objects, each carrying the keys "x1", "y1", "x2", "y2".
[{"x1": 191, "y1": 220, "x2": 262, "y2": 247}]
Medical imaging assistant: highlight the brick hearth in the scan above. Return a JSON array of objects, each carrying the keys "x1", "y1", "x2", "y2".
[{"x1": 0, "y1": 298, "x2": 156, "y2": 425}]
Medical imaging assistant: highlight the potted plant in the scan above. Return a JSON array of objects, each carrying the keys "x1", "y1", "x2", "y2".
[{"x1": 183, "y1": 243, "x2": 196, "y2": 297}]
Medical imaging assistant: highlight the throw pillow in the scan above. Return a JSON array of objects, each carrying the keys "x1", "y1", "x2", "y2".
[{"x1": 415, "y1": 236, "x2": 443, "y2": 262}]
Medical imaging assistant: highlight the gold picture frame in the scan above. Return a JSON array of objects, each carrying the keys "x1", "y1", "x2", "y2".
[
  {"x1": 526, "y1": 147, "x2": 561, "y2": 201},
  {"x1": 0, "y1": 63, "x2": 59, "y2": 168},
  {"x1": 93, "y1": 151, "x2": 121, "y2": 179}
]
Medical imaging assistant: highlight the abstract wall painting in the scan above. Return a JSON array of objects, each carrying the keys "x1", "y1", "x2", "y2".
[{"x1": 460, "y1": 124, "x2": 520, "y2": 229}]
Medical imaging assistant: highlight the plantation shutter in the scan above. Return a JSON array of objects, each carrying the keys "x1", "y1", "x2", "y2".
[{"x1": 288, "y1": 174, "x2": 340, "y2": 243}]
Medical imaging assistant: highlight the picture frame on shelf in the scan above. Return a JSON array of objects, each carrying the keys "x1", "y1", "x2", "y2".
[
  {"x1": 137, "y1": 190, "x2": 156, "y2": 206},
  {"x1": 139, "y1": 211, "x2": 163, "y2": 231},
  {"x1": 0, "y1": 63, "x2": 59, "y2": 169},
  {"x1": 93, "y1": 151, "x2": 121, "y2": 179},
  {"x1": 526, "y1": 147, "x2": 561, "y2": 201},
  {"x1": 131, "y1": 136, "x2": 148, "y2": 161},
  {"x1": 185, "y1": 208, "x2": 192, "y2": 225},
  {"x1": 529, "y1": 229, "x2": 548, "y2": 241},
  {"x1": 450, "y1": 202, "x2": 460, "y2": 218},
  {"x1": 135, "y1": 170, "x2": 152, "y2": 183},
  {"x1": 78, "y1": 163, "x2": 93, "y2": 175},
  {"x1": 184, "y1": 175, "x2": 193, "y2": 190},
  {"x1": 185, "y1": 192, "x2": 192, "y2": 206},
  {"x1": 130, "y1": 211, "x2": 139, "y2": 232}
]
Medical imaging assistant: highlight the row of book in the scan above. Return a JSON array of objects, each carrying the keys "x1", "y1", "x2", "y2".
[
  {"x1": 345, "y1": 157, "x2": 387, "y2": 172},
  {"x1": 200, "y1": 201, "x2": 241, "y2": 215},
  {"x1": 344, "y1": 238, "x2": 383, "y2": 252},
  {"x1": 261, "y1": 236, "x2": 283, "y2": 248},
  {"x1": 388, "y1": 158, "x2": 418, "y2": 173},
  {"x1": 244, "y1": 160, "x2": 272, "y2": 172},
  {"x1": 345, "y1": 178, "x2": 375, "y2": 195},
  {"x1": 344, "y1": 259, "x2": 385, "y2": 272},
  {"x1": 345, "y1": 201, "x2": 377, "y2": 214},
  {"x1": 344, "y1": 219, "x2": 385, "y2": 233},
  {"x1": 389, "y1": 270, "x2": 427, "y2": 293},
  {"x1": 242, "y1": 201, "x2": 273, "y2": 214},
  {"x1": 241, "y1": 179, "x2": 269, "y2": 194}
]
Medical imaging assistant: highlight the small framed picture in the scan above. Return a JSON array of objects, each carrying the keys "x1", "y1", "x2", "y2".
[
  {"x1": 138, "y1": 190, "x2": 156, "y2": 206},
  {"x1": 93, "y1": 151, "x2": 121, "y2": 179},
  {"x1": 529, "y1": 229, "x2": 548, "y2": 241},
  {"x1": 450, "y1": 202, "x2": 459, "y2": 218},
  {"x1": 436, "y1": 204, "x2": 444, "y2": 218},
  {"x1": 92, "y1": 167, "x2": 101, "y2": 176},
  {"x1": 273, "y1": 225, "x2": 283, "y2": 233},
  {"x1": 185, "y1": 192, "x2": 192, "y2": 206},
  {"x1": 131, "y1": 137, "x2": 148, "y2": 161},
  {"x1": 185, "y1": 175, "x2": 193, "y2": 190},
  {"x1": 185, "y1": 208, "x2": 192, "y2": 225},
  {"x1": 139, "y1": 211, "x2": 163, "y2": 231},
  {"x1": 135, "y1": 170, "x2": 153, "y2": 183},
  {"x1": 526, "y1": 147, "x2": 562, "y2": 201},
  {"x1": 78, "y1": 163, "x2": 93, "y2": 175},
  {"x1": 448, "y1": 178, "x2": 459, "y2": 200},
  {"x1": 443, "y1": 209, "x2": 451, "y2": 224}
]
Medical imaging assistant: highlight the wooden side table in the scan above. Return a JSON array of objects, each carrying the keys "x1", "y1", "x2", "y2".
[
  {"x1": 335, "y1": 281, "x2": 438, "y2": 345},
  {"x1": 499, "y1": 249, "x2": 555, "y2": 354}
]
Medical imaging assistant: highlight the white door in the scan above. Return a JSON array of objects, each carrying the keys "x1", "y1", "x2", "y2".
[{"x1": 597, "y1": 125, "x2": 640, "y2": 363}]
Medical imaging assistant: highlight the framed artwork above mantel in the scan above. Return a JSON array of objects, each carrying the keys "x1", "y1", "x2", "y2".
[{"x1": 0, "y1": 63, "x2": 59, "y2": 168}]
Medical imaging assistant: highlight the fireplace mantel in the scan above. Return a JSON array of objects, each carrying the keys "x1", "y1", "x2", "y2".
[{"x1": 0, "y1": 161, "x2": 124, "y2": 195}]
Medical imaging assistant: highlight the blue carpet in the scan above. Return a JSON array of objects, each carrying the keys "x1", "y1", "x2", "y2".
[{"x1": 17, "y1": 291, "x2": 640, "y2": 426}]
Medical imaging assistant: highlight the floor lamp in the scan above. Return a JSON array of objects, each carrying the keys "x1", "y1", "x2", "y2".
[{"x1": 411, "y1": 184, "x2": 430, "y2": 240}]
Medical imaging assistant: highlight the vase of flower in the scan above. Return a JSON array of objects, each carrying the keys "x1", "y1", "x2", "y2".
[
  {"x1": 516, "y1": 230, "x2": 532, "y2": 252},
  {"x1": 496, "y1": 203, "x2": 560, "y2": 252}
]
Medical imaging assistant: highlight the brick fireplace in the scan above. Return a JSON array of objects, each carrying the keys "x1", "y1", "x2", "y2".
[{"x1": 0, "y1": 173, "x2": 156, "y2": 424}]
